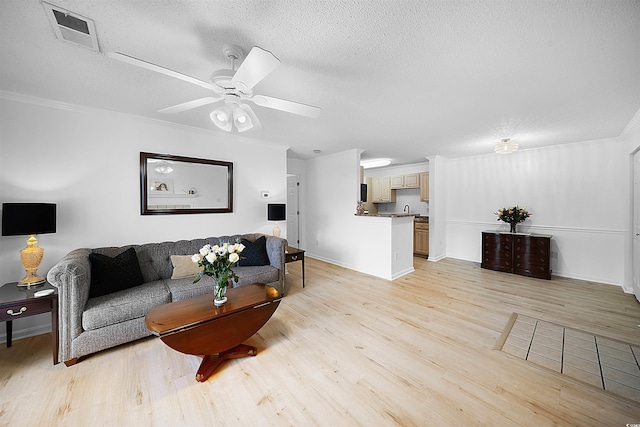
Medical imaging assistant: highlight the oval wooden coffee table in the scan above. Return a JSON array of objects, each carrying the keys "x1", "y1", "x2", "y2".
[{"x1": 145, "y1": 283, "x2": 281, "y2": 382}]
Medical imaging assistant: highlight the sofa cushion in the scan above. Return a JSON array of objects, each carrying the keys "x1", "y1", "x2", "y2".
[
  {"x1": 82, "y1": 280, "x2": 170, "y2": 331},
  {"x1": 89, "y1": 247, "x2": 145, "y2": 298},
  {"x1": 238, "y1": 236, "x2": 270, "y2": 266},
  {"x1": 166, "y1": 275, "x2": 217, "y2": 302},
  {"x1": 234, "y1": 265, "x2": 279, "y2": 287},
  {"x1": 170, "y1": 255, "x2": 202, "y2": 279}
]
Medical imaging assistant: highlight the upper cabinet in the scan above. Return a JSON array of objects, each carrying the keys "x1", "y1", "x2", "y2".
[
  {"x1": 371, "y1": 172, "x2": 428, "y2": 203},
  {"x1": 372, "y1": 176, "x2": 396, "y2": 203},
  {"x1": 390, "y1": 175, "x2": 404, "y2": 189},
  {"x1": 420, "y1": 172, "x2": 429, "y2": 202},
  {"x1": 404, "y1": 173, "x2": 420, "y2": 188},
  {"x1": 390, "y1": 173, "x2": 420, "y2": 189}
]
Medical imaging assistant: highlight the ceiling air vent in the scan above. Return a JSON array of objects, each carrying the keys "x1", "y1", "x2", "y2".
[{"x1": 42, "y1": 2, "x2": 99, "y2": 51}]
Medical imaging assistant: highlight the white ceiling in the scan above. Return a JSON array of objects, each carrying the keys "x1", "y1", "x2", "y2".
[{"x1": 1, "y1": 0, "x2": 639, "y2": 165}]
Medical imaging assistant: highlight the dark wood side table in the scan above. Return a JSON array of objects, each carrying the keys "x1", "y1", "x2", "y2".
[
  {"x1": 285, "y1": 246, "x2": 306, "y2": 288},
  {"x1": 0, "y1": 281, "x2": 59, "y2": 364}
]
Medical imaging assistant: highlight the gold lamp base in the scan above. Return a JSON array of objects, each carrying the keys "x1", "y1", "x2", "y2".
[{"x1": 18, "y1": 235, "x2": 46, "y2": 287}]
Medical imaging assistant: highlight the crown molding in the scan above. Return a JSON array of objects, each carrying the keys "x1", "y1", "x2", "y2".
[{"x1": 0, "y1": 90, "x2": 82, "y2": 113}]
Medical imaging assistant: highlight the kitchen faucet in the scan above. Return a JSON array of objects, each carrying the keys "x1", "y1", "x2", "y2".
[{"x1": 404, "y1": 204, "x2": 410, "y2": 213}]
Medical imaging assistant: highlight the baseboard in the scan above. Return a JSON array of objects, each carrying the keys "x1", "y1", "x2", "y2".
[
  {"x1": 391, "y1": 267, "x2": 415, "y2": 280},
  {"x1": 0, "y1": 323, "x2": 52, "y2": 345}
]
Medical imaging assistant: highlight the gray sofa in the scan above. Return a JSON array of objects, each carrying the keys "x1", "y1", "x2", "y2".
[{"x1": 47, "y1": 233, "x2": 287, "y2": 366}]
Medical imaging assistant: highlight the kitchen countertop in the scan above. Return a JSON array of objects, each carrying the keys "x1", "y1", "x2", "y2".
[{"x1": 355, "y1": 213, "x2": 429, "y2": 222}]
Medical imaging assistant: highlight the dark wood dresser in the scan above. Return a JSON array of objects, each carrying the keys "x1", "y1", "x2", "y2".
[{"x1": 481, "y1": 231, "x2": 552, "y2": 280}]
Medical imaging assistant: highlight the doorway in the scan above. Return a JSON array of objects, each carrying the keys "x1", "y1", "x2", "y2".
[{"x1": 286, "y1": 174, "x2": 300, "y2": 248}]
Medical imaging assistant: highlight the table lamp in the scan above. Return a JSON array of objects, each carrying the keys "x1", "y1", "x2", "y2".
[
  {"x1": 267, "y1": 203, "x2": 286, "y2": 237},
  {"x1": 2, "y1": 203, "x2": 57, "y2": 286}
]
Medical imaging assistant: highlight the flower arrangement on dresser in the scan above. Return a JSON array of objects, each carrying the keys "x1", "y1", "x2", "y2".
[
  {"x1": 495, "y1": 205, "x2": 532, "y2": 233},
  {"x1": 192, "y1": 242, "x2": 245, "y2": 305}
]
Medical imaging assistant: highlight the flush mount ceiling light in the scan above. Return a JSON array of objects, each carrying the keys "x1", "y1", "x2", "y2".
[
  {"x1": 360, "y1": 158, "x2": 392, "y2": 169},
  {"x1": 494, "y1": 138, "x2": 519, "y2": 154}
]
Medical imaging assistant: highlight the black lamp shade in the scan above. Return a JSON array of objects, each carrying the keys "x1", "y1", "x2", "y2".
[
  {"x1": 267, "y1": 203, "x2": 286, "y2": 221},
  {"x1": 2, "y1": 203, "x2": 57, "y2": 236}
]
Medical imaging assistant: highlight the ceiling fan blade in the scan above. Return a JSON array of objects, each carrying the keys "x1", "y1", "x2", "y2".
[
  {"x1": 158, "y1": 97, "x2": 223, "y2": 114},
  {"x1": 106, "y1": 51, "x2": 215, "y2": 91},
  {"x1": 251, "y1": 95, "x2": 322, "y2": 118},
  {"x1": 231, "y1": 47, "x2": 280, "y2": 91}
]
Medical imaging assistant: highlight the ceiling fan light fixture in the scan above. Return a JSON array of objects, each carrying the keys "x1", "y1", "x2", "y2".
[
  {"x1": 495, "y1": 138, "x2": 518, "y2": 154},
  {"x1": 210, "y1": 106, "x2": 232, "y2": 131},
  {"x1": 234, "y1": 104, "x2": 260, "y2": 132},
  {"x1": 233, "y1": 109, "x2": 252, "y2": 132}
]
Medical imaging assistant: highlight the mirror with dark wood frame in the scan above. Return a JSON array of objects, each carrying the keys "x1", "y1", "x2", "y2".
[{"x1": 140, "y1": 152, "x2": 233, "y2": 215}]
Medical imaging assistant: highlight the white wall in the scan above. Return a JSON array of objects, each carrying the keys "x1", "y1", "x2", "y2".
[
  {"x1": 364, "y1": 162, "x2": 429, "y2": 177},
  {"x1": 299, "y1": 149, "x2": 415, "y2": 280},
  {"x1": 0, "y1": 94, "x2": 287, "y2": 341},
  {"x1": 428, "y1": 155, "x2": 447, "y2": 261},
  {"x1": 444, "y1": 138, "x2": 628, "y2": 285},
  {"x1": 304, "y1": 149, "x2": 361, "y2": 261}
]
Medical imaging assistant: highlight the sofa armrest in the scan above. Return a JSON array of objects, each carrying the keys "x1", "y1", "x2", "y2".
[
  {"x1": 46, "y1": 248, "x2": 92, "y2": 363},
  {"x1": 263, "y1": 235, "x2": 288, "y2": 295}
]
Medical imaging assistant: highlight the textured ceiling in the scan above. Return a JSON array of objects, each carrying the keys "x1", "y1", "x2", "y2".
[{"x1": 1, "y1": 0, "x2": 639, "y2": 165}]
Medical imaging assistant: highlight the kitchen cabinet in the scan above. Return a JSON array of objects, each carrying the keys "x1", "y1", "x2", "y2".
[
  {"x1": 391, "y1": 173, "x2": 420, "y2": 189},
  {"x1": 404, "y1": 173, "x2": 420, "y2": 188},
  {"x1": 481, "y1": 231, "x2": 551, "y2": 279},
  {"x1": 414, "y1": 221, "x2": 429, "y2": 257},
  {"x1": 419, "y1": 172, "x2": 429, "y2": 202},
  {"x1": 373, "y1": 176, "x2": 396, "y2": 203},
  {"x1": 391, "y1": 175, "x2": 404, "y2": 189}
]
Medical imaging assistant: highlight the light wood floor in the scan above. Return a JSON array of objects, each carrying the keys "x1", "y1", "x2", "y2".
[{"x1": 1, "y1": 257, "x2": 639, "y2": 426}]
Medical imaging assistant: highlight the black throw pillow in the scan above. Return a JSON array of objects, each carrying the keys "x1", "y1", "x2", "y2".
[
  {"x1": 237, "y1": 236, "x2": 270, "y2": 267},
  {"x1": 89, "y1": 247, "x2": 145, "y2": 298}
]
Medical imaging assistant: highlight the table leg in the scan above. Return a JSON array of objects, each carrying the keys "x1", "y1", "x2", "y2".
[
  {"x1": 195, "y1": 344, "x2": 257, "y2": 382},
  {"x1": 302, "y1": 257, "x2": 305, "y2": 288},
  {"x1": 6, "y1": 320, "x2": 12, "y2": 348},
  {"x1": 51, "y1": 296, "x2": 59, "y2": 365}
]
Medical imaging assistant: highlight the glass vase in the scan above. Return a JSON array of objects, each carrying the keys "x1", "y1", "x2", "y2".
[
  {"x1": 213, "y1": 278, "x2": 228, "y2": 306},
  {"x1": 510, "y1": 222, "x2": 517, "y2": 233}
]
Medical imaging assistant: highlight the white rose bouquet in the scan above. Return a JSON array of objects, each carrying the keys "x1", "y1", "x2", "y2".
[{"x1": 192, "y1": 242, "x2": 245, "y2": 300}]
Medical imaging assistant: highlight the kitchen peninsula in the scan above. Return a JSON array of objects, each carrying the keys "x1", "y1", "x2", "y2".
[{"x1": 353, "y1": 213, "x2": 416, "y2": 280}]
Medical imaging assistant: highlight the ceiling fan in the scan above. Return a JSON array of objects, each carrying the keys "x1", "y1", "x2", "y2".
[{"x1": 106, "y1": 44, "x2": 321, "y2": 132}]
